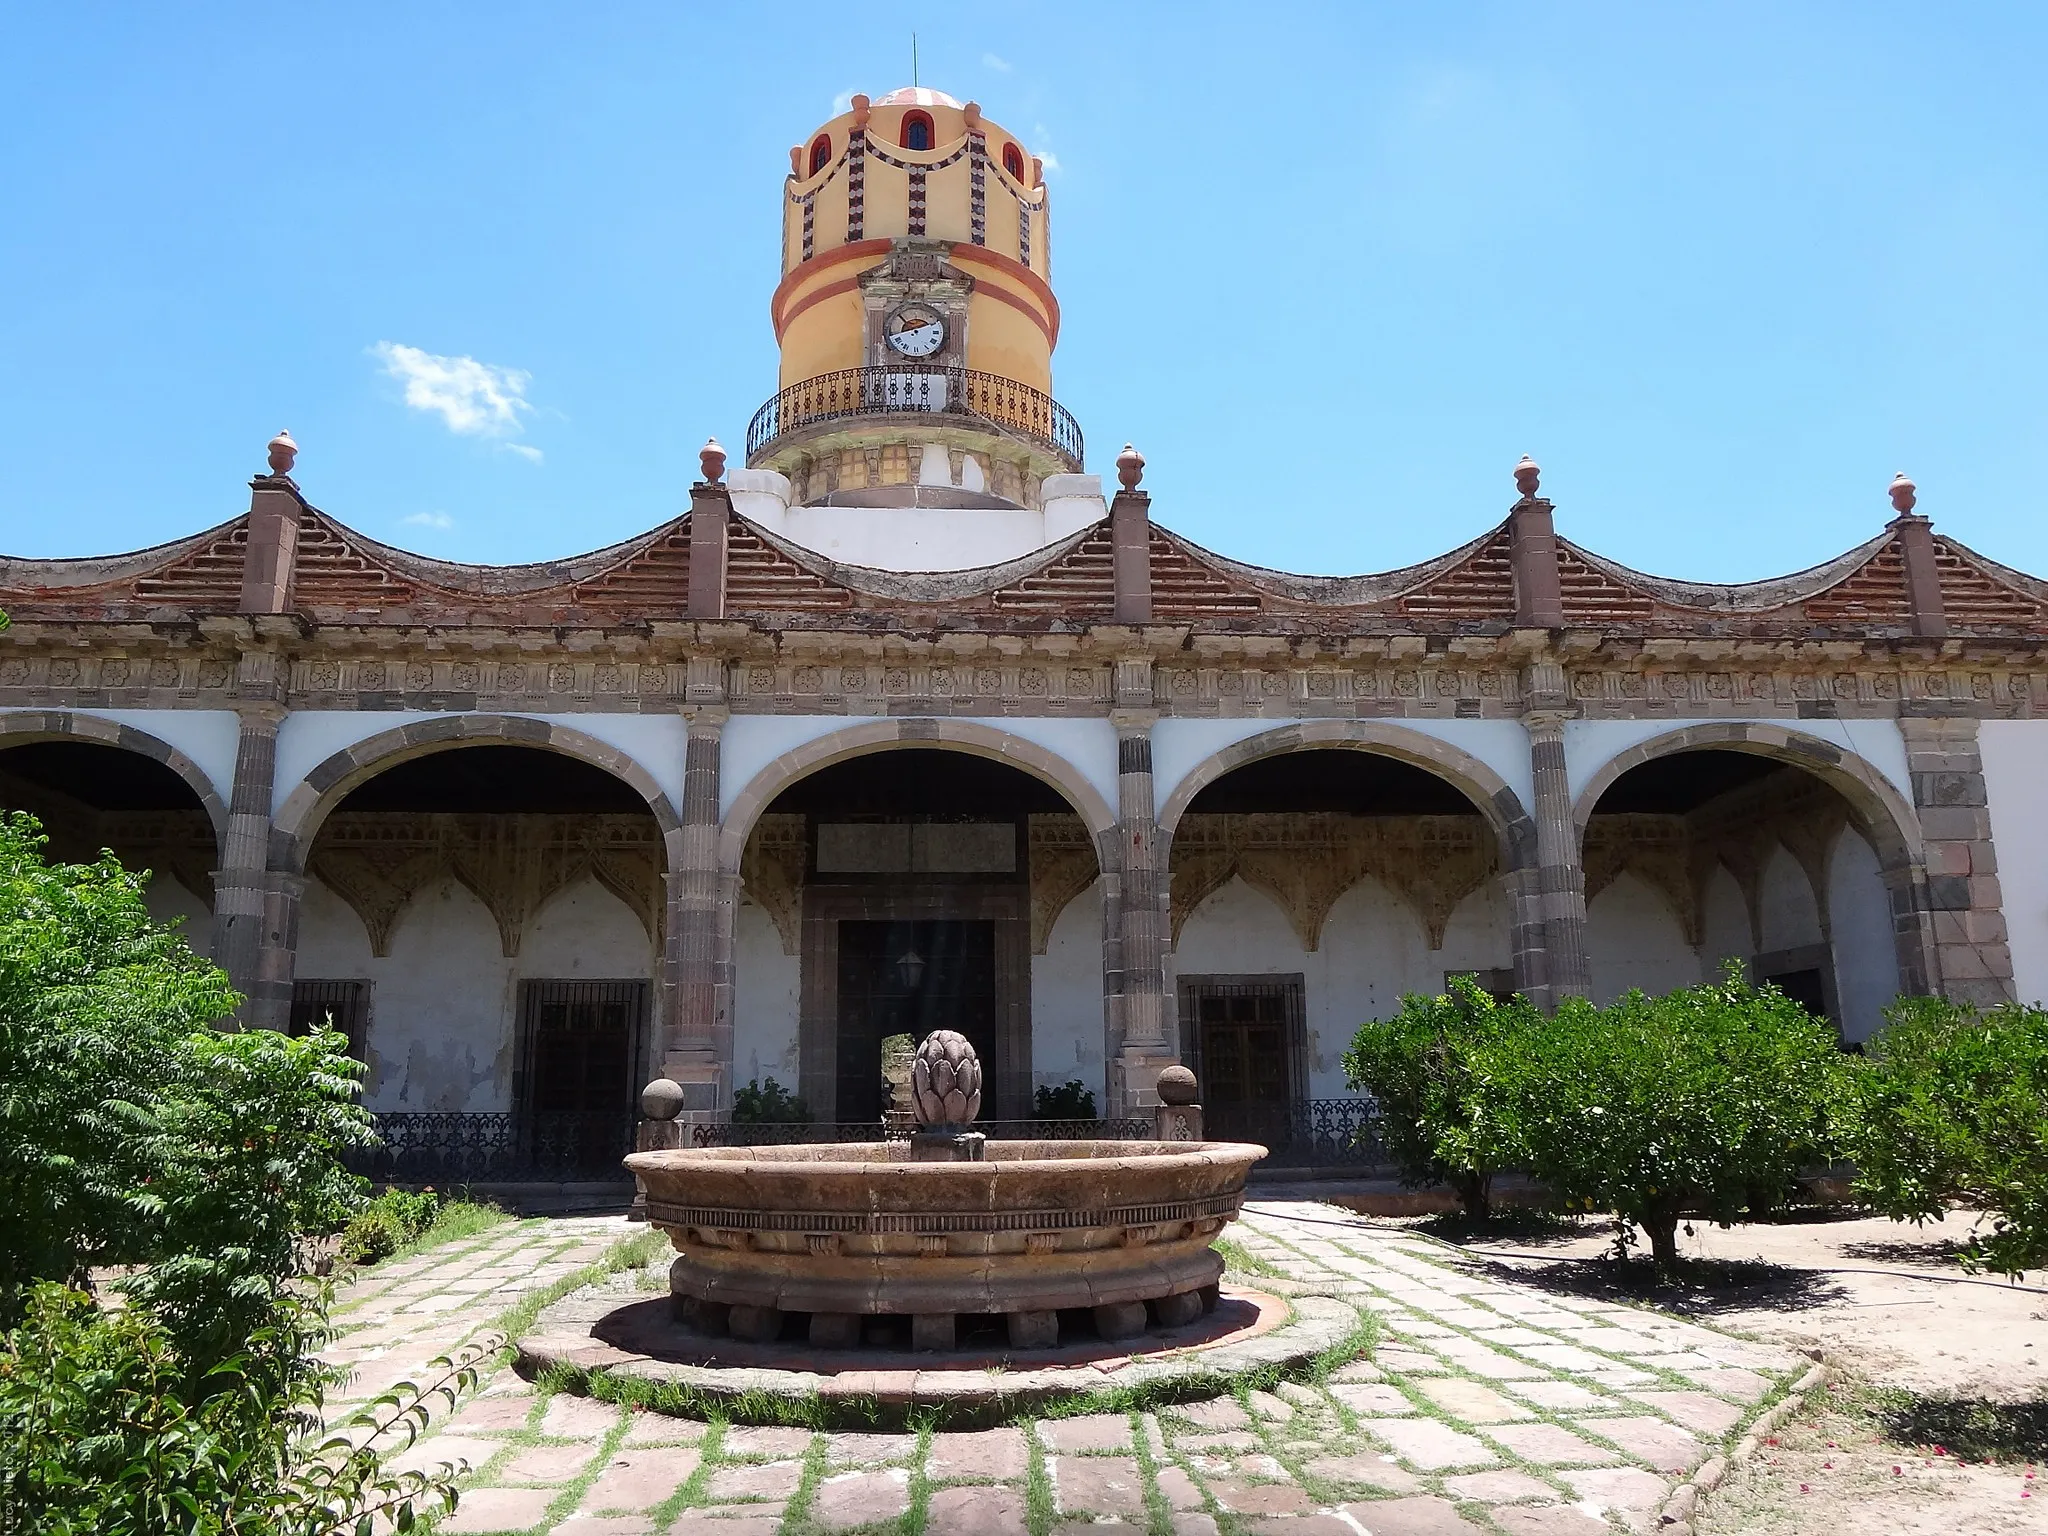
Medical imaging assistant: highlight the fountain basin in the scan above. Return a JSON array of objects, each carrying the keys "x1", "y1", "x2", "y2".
[{"x1": 627, "y1": 1138, "x2": 1266, "y2": 1346}]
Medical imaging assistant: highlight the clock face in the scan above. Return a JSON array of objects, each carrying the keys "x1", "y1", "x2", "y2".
[{"x1": 885, "y1": 305, "x2": 945, "y2": 358}]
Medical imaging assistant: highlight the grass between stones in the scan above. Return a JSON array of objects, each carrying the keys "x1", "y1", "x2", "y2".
[
  {"x1": 1232, "y1": 1211, "x2": 1804, "y2": 1522},
  {"x1": 389, "y1": 1198, "x2": 520, "y2": 1264},
  {"x1": 490, "y1": 1228, "x2": 670, "y2": 1348}
]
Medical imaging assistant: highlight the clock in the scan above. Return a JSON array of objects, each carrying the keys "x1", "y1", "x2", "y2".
[{"x1": 884, "y1": 304, "x2": 946, "y2": 358}]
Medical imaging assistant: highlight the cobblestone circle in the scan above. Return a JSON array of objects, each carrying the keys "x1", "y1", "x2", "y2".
[{"x1": 322, "y1": 1201, "x2": 1806, "y2": 1534}]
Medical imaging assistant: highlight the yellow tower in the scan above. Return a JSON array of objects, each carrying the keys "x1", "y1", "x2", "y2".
[{"x1": 744, "y1": 87, "x2": 1081, "y2": 510}]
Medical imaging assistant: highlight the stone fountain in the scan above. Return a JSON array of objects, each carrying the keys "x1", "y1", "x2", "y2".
[{"x1": 626, "y1": 1031, "x2": 1266, "y2": 1353}]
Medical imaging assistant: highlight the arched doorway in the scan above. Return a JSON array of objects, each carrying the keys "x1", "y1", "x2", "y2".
[
  {"x1": 0, "y1": 736, "x2": 220, "y2": 943},
  {"x1": 1164, "y1": 745, "x2": 1525, "y2": 1141},
  {"x1": 292, "y1": 741, "x2": 667, "y2": 1172},
  {"x1": 732, "y1": 746, "x2": 1105, "y2": 1123},
  {"x1": 1578, "y1": 744, "x2": 1915, "y2": 1041}
]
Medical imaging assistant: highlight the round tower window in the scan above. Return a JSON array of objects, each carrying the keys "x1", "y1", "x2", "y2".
[
  {"x1": 1002, "y1": 142, "x2": 1025, "y2": 181},
  {"x1": 808, "y1": 134, "x2": 832, "y2": 175},
  {"x1": 901, "y1": 111, "x2": 934, "y2": 151}
]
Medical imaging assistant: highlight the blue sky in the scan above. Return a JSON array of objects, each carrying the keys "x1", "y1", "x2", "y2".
[{"x1": 2, "y1": 5, "x2": 2043, "y2": 581}]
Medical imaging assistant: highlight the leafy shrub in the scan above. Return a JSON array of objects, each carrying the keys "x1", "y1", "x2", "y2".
[
  {"x1": 0, "y1": 1281, "x2": 476, "y2": 1533},
  {"x1": 1852, "y1": 996, "x2": 2048, "y2": 1278},
  {"x1": 1034, "y1": 1080, "x2": 1098, "y2": 1120},
  {"x1": 731, "y1": 1076, "x2": 811, "y2": 1124},
  {"x1": 1479, "y1": 969, "x2": 1848, "y2": 1267},
  {"x1": 1342, "y1": 976, "x2": 1535, "y2": 1218},
  {"x1": 339, "y1": 1187, "x2": 444, "y2": 1266}
]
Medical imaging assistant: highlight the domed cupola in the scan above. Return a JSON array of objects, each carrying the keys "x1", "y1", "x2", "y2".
[{"x1": 747, "y1": 88, "x2": 1078, "y2": 512}]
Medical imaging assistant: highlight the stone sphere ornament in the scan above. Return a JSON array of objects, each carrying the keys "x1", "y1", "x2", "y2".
[
  {"x1": 1156, "y1": 1064, "x2": 1199, "y2": 1106},
  {"x1": 640, "y1": 1078, "x2": 687, "y2": 1121},
  {"x1": 911, "y1": 1029, "x2": 983, "y2": 1127}
]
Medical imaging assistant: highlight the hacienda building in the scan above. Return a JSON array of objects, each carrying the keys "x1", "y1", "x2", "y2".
[{"x1": 3, "y1": 86, "x2": 2045, "y2": 1172}]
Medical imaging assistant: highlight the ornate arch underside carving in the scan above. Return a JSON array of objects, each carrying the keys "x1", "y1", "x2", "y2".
[
  {"x1": 1169, "y1": 813, "x2": 1499, "y2": 953},
  {"x1": 1582, "y1": 774, "x2": 1854, "y2": 951},
  {"x1": 307, "y1": 812, "x2": 662, "y2": 958}
]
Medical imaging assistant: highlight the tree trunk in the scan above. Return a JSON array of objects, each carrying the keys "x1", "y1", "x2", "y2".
[
  {"x1": 1643, "y1": 1207, "x2": 1682, "y2": 1270},
  {"x1": 1452, "y1": 1170, "x2": 1493, "y2": 1221}
]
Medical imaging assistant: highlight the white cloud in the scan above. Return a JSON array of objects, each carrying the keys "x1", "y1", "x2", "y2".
[
  {"x1": 1032, "y1": 126, "x2": 1061, "y2": 175},
  {"x1": 402, "y1": 510, "x2": 455, "y2": 531},
  {"x1": 371, "y1": 341, "x2": 536, "y2": 450},
  {"x1": 982, "y1": 52, "x2": 1012, "y2": 72},
  {"x1": 831, "y1": 88, "x2": 857, "y2": 114},
  {"x1": 501, "y1": 442, "x2": 544, "y2": 464}
]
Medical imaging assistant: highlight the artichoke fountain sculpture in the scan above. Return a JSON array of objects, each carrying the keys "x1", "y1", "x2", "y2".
[
  {"x1": 911, "y1": 1028, "x2": 982, "y2": 1126},
  {"x1": 627, "y1": 1028, "x2": 1265, "y2": 1354}
]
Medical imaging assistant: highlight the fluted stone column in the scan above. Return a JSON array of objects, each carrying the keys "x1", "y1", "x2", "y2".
[
  {"x1": 1524, "y1": 705, "x2": 1591, "y2": 1006},
  {"x1": 661, "y1": 682, "x2": 732, "y2": 1114},
  {"x1": 1111, "y1": 684, "x2": 1173, "y2": 1114},
  {"x1": 210, "y1": 693, "x2": 297, "y2": 1028}
]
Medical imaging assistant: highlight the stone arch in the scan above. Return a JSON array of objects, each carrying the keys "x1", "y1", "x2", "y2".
[
  {"x1": 1572, "y1": 722, "x2": 1931, "y2": 996},
  {"x1": 718, "y1": 718, "x2": 1117, "y2": 873},
  {"x1": 1155, "y1": 720, "x2": 1538, "y2": 871},
  {"x1": 1571, "y1": 723, "x2": 1919, "y2": 868},
  {"x1": 0, "y1": 708, "x2": 230, "y2": 846},
  {"x1": 272, "y1": 715, "x2": 683, "y2": 877}
]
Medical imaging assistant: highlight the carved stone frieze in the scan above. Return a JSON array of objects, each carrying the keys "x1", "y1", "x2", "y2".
[
  {"x1": 306, "y1": 812, "x2": 661, "y2": 958},
  {"x1": 1028, "y1": 813, "x2": 1099, "y2": 953},
  {"x1": 1168, "y1": 812, "x2": 1499, "y2": 952},
  {"x1": 739, "y1": 813, "x2": 807, "y2": 955}
]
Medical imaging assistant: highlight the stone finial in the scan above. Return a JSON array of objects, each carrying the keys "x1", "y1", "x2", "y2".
[
  {"x1": 789, "y1": 144, "x2": 804, "y2": 176},
  {"x1": 910, "y1": 1029, "x2": 982, "y2": 1127},
  {"x1": 1156, "y1": 1064, "x2": 1199, "y2": 1106},
  {"x1": 699, "y1": 438, "x2": 727, "y2": 484},
  {"x1": 640, "y1": 1078, "x2": 686, "y2": 1120},
  {"x1": 266, "y1": 430, "x2": 298, "y2": 477},
  {"x1": 1116, "y1": 443, "x2": 1146, "y2": 492},
  {"x1": 1513, "y1": 455, "x2": 1540, "y2": 499},
  {"x1": 1890, "y1": 472, "x2": 1918, "y2": 515},
  {"x1": 851, "y1": 93, "x2": 871, "y2": 128},
  {"x1": 963, "y1": 101, "x2": 982, "y2": 130}
]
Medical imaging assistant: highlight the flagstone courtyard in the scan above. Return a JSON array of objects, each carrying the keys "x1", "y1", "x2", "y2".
[{"x1": 323, "y1": 1203, "x2": 1815, "y2": 1534}]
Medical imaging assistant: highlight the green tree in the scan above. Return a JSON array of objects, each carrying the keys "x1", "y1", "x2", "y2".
[
  {"x1": 1852, "y1": 996, "x2": 2048, "y2": 1278},
  {"x1": 1481, "y1": 970, "x2": 1848, "y2": 1268},
  {"x1": 1342, "y1": 976, "x2": 1534, "y2": 1219},
  {"x1": 0, "y1": 811, "x2": 464, "y2": 1530}
]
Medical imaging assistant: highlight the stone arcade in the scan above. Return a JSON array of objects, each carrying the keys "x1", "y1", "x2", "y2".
[{"x1": 4, "y1": 85, "x2": 2044, "y2": 1173}]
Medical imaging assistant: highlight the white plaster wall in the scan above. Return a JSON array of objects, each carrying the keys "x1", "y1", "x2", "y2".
[
  {"x1": 142, "y1": 874, "x2": 211, "y2": 951},
  {"x1": 1700, "y1": 864, "x2": 1752, "y2": 971},
  {"x1": 1980, "y1": 719, "x2": 2048, "y2": 1006},
  {"x1": 1438, "y1": 881, "x2": 1515, "y2": 978},
  {"x1": 1828, "y1": 828, "x2": 1898, "y2": 1042},
  {"x1": 1168, "y1": 874, "x2": 1509, "y2": 1098},
  {"x1": 732, "y1": 901, "x2": 801, "y2": 1095},
  {"x1": 359, "y1": 878, "x2": 513, "y2": 1113},
  {"x1": 519, "y1": 877, "x2": 652, "y2": 979},
  {"x1": 270, "y1": 712, "x2": 684, "y2": 820},
  {"x1": 1032, "y1": 879, "x2": 1105, "y2": 1102},
  {"x1": 1150, "y1": 717, "x2": 1537, "y2": 828},
  {"x1": 778, "y1": 506, "x2": 1060, "y2": 570},
  {"x1": 1586, "y1": 872, "x2": 1701, "y2": 1004},
  {"x1": 1759, "y1": 845, "x2": 1823, "y2": 951},
  {"x1": 1565, "y1": 718, "x2": 1912, "y2": 812},
  {"x1": 22, "y1": 708, "x2": 243, "y2": 807},
  {"x1": 719, "y1": 716, "x2": 1120, "y2": 830}
]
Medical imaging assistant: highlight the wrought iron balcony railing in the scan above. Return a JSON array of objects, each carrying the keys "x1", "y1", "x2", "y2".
[{"x1": 745, "y1": 365, "x2": 1084, "y2": 471}]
